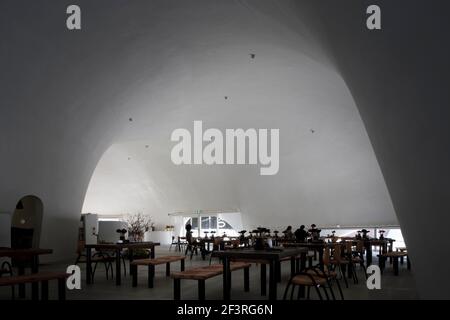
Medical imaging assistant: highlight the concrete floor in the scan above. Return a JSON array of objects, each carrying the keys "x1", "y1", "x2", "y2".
[{"x1": 0, "y1": 246, "x2": 418, "y2": 300}]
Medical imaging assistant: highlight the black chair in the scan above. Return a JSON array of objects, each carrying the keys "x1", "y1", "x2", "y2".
[
  {"x1": 91, "y1": 251, "x2": 115, "y2": 282},
  {"x1": 185, "y1": 241, "x2": 199, "y2": 260},
  {"x1": 74, "y1": 241, "x2": 116, "y2": 282}
]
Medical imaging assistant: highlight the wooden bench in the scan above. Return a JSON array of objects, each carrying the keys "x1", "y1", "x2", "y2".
[
  {"x1": 0, "y1": 272, "x2": 69, "y2": 300},
  {"x1": 171, "y1": 262, "x2": 251, "y2": 300},
  {"x1": 130, "y1": 255, "x2": 186, "y2": 288},
  {"x1": 396, "y1": 247, "x2": 407, "y2": 264},
  {"x1": 378, "y1": 252, "x2": 410, "y2": 276}
]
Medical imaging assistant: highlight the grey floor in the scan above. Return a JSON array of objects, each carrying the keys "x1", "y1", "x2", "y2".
[{"x1": 0, "y1": 246, "x2": 418, "y2": 300}]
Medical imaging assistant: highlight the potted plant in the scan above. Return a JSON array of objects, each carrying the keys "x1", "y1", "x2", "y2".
[{"x1": 125, "y1": 213, "x2": 153, "y2": 258}]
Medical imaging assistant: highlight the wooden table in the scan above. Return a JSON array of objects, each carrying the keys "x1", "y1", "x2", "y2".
[
  {"x1": 364, "y1": 239, "x2": 389, "y2": 265},
  {"x1": 85, "y1": 242, "x2": 159, "y2": 286},
  {"x1": 214, "y1": 247, "x2": 307, "y2": 300},
  {"x1": 0, "y1": 248, "x2": 53, "y2": 298}
]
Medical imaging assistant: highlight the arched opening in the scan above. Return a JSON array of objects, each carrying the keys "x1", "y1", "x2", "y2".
[{"x1": 11, "y1": 195, "x2": 44, "y2": 249}]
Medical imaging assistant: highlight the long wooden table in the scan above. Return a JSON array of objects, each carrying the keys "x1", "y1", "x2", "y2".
[
  {"x1": 85, "y1": 242, "x2": 160, "y2": 286},
  {"x1": 0, "y1": 248, "x2": 53, "y2": 298},
  {"x1": 214, "y1": 247, "x2": 307, "y2": 300}
]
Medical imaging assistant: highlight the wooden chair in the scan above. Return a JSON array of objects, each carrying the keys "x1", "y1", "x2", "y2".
[
  {"x1": 283, "y1": 271, "x2": 329, "y2": 300},
  {"x1": 329, "y1": 244, "x2": 352, "y2": 288},
  {"x1": 305, "y1": 247, "x2": 344, "y2": 300}
]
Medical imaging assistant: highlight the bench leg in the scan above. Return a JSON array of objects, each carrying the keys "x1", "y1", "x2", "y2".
[
  {"x1": 166, "y1": 262, "x2": 171, "y2": 277},
  {"x1": 18, "y1": 265, "x2": 25, "y2": 299},
  {"x1": 260, "y1": 264, "x2": 267, "y2": 296},
  {"x1": 148, "y1": 265, "x2": 155, "y2": 288},
  {"x1": 41, "y1": 280, "x2": 49, "y2": 300},
  {"x1": 181, "y1": 259, "x2": 185, "y2": 271},
  {"x1": 58, "y1": 278, "x2": 66, "y2": 300},
  {"x1": 174, "y1": 279, "x2": 181, "y2": 300},
  {"x1": 131, "y1": 264, "x2": 138, "y2": 287},
  {"x1": 244, "y1": 267, "x2": 250, "y2": 292},
  {"x1": 31, "y1": 282, "x2": 39, "y2": 301},
  {"x1": 198, "y1": 280, "x2": 205, "y2": 300}
]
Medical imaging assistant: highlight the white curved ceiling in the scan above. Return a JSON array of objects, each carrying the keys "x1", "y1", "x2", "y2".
[{"x1": 81, "y1": 1, "x2": 396, "y2": 228}]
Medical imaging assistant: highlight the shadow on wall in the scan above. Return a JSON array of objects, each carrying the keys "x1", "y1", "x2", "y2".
[{"x1": 11, "y1": 195, "x2": 43, "y2": 249}]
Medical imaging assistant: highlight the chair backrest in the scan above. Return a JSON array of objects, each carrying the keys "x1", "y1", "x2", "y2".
[
  {"x1": 356, "y1": 240, "x2": 364, "y2": 253},
  {"x1": 345, "y1": 241, "x2": 353, "y2": 255},
  {"x1": 333, "y1": 244, "x2": 342, "y2": 262},
  {"x1": 323, "y1": 247, "x2": 330, "y2": 265}
]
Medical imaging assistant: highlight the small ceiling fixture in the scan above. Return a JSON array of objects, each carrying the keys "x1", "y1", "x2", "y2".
[
  {"x1": 129, "y1": 117, "x2": 133, "y2": 122},
  {"x1": 145, "y1": 145, "x2": 149, "y2": 148},
  {"x1": 250, "y1": 53, "x2": 255, "y2": 59},
  {"x1": 224, "y1": 96, "x2": 228, "y2": 100}
]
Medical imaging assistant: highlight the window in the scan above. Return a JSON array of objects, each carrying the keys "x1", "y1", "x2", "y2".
[
  {"x1": 184, "y1": 216, "x2": 238, "y2": 237},
  {"x1": 320, "y1": 226, "x2": 405, "y2": 249}
]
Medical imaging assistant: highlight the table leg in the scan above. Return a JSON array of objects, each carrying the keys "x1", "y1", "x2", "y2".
[
  {"x1": 319, "y1": 249, "x2": 324, "y2": 270},
  {"x1": 269, "y1": 260, "x2": 277, "y2": 300},
  {"x1": 300, "y1": 252, "x2": 307, "y2": 271},
  {"x1": 260, "y1": 263, "x2": 267, "y2": 296},
  {"x1": 116, "y1": 248, "x2": 121, "y2": 286},
  {"x1": 366, "y1": 244, "x2": 372, "y2": 266},
  {"x1": 129, "y1": 249, "x2": 134, "y2": 262},
  {"x1": 276, "y1": 261, "x2": 281, "y2": 282},
  {"x1": 223, "y1": 257, "x2": 230, "y2": 300},
  {"x1": 290, "y1": 256, "x2": 296, "y2": 277},
  {"x1": 244, "y1": 267, "x2": 250, "y2": 292},
  {"x1": 150, "y1": 246, "x2": 155, "y2": 259},
  {"x1": 86, "y1": 247, "x2": 92, "y2": 285},
  {"x1": 393, "y1": 257, "x2": 399, "y2": 276}
]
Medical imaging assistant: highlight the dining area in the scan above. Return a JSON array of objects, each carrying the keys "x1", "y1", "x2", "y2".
[{"x1": 0, "y1": 222, "x2": 416, "y2": 301}]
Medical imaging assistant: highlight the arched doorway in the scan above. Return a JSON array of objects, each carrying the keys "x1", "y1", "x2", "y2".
[{"x1": 11, "y1": 195, "x2": 43, "y2": 249}]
